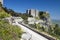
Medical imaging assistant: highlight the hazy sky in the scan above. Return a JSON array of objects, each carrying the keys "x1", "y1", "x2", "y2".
[{"x1": 4, "y1": 0, "x2": 60, "y2": 20}]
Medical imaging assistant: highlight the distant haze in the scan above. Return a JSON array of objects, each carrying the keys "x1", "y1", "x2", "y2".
[{"x1": 52, "y1": 19, "x2": 60, "y2": 26}]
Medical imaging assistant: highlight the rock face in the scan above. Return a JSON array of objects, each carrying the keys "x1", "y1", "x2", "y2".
[
  {"x1": 38, "y1": 11, "x2": 52, "y2": 32},
  {"x1": 21, "y1": 32, "x2": 32, "y2": 40},
  {"x1": 27, "y1": 10, "x2": 52, "y2": 27},
  {"x1": 39, "y1": 11, "x2": 52, "y2": 25}
]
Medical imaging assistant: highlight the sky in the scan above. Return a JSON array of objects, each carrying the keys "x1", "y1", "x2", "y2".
[{"x1": 4, "y1": 0, "x2": 60, "y2": 20}]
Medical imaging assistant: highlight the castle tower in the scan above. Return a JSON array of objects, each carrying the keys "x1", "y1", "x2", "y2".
[
  {"x1": 0, "y1": 0, "x2": 3, "y2": 4},
  {"x1": 26, "y1": 9, "x2": 39, "y2": 17}
]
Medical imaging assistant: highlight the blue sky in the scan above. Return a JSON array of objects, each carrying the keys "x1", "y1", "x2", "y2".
[{"x1": 4, "y1": 0, "x2": 60, "y2": 20}]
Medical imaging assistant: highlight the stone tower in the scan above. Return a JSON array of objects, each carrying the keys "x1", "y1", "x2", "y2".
[
  {"x1": 0, "y1": 0, "x2": 3, "y2": 4},
  {"x1": 26, "y1": 9, "x2": 39, "y2": 17}
]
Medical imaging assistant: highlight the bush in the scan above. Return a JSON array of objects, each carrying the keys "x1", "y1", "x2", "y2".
[
  {"x1": 0, "y1": 20, "x2": 23, "y2": 40},
  {"x1": 0, "y1": 11, "x2": 10, "y2": 19}
]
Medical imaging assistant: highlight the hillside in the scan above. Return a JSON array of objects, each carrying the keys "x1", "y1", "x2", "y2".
[
  {"x1": 0, "y1": 2, "x2": 23, "y2": 40},
  {"x1": 0, "y1": 20, "x2": 23, "y2": 40},
  {"x1": 0, "y1": 6, "x2": 11, "y2": 19}
]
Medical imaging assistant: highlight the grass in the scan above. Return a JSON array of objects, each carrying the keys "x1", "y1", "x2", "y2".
[{"x1": 0, "y1": 20, "x2": 23, "y2": 40}]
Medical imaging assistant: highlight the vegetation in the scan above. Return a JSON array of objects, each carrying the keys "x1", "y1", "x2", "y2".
[
  {"x1": 29, "y1": 24, "x2": 36, "y2": 28},
  {"x1": 48, "y1": 24, "x2": 60, "y2": 39},
  {"x1": 38, "y1": 11, "x2": 50, "y2": 20},
  {"x1": 0, "y1": 1, "x2": 60, "y2": 40},
  {"x1": 35, "y1": 17, "x2": 40, "y2": 20},
  {"x1": 0, "y1": 10, "x2": 10, "y2": 19},
  {"x1": 20, "y1": 13, "x2": 28, "y2": 20},
  {"x1": 0, "y1": 2, "x2": 10, "y2": 19},
  {"x1": 36, "y1": 24, "x2": 40, "y2": 29},
  {"x1": 3, "y1": 7, "x2": 29, "y2": 20},
  {"x1": 0, "y1": 2, "x2": 2, "y2": 7},
  {"x1": 0, "y1": 20, "x2": 23, "y2": 40},
  {"x1": 3, "y1": 8, "x2": 19, "y2": 17},
  {"x1": 29, "y1": 23, "x2": 60, "y2": 39},
  {"x1": 54, "y1": 24, "x2": 60, "y2": 35},
  {"x1": 0, "y1": 2, "x2": 23, "y2": 40}
]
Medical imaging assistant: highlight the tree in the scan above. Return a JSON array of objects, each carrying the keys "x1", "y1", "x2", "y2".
[
  {"x1": 36, "y1": 24, "x2": 40, "y2": 29},
  {"x1": 38, "y1": 11, "x2": 50, "y2": 20},
  {"x1": 54, "y1": 24, "x2": 60, "y2": 35},
  {"x1": 41, "y1": 27, "x2": 45, "y2": 31},
  {"x1": 55, "y1": 24, "x2": 59, "y2": 28},
  {"x1": 3, "y1": 7, "x2": 9, "y2": 13},
  {"x1": 48, "y1": 26, "x2": 53, "y2": 34},
  {"x1": 28, "y1": 14, "x2": 33, "y2": 17},
  {"x1": 21, "y1": 13, "x2": 28, "y2": 20},
  {"x1": 8, "y1": 9, "x2": 15, "y2": 16},
  {"x1": 0, "y1": 2, "x2": 2, "y2": 7}
]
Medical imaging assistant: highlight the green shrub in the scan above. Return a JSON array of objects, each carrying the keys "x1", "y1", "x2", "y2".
[
  {"x1": 0, "y1": 20, "x2": 23, "y2": 40},
  {"x1": 0, "y1": 11, "x2": 10, "y2": 19}
]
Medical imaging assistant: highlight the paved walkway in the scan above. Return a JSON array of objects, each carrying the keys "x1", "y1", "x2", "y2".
[{"x1": 15, "y1": 22, "x2": 48, "y2": 40}]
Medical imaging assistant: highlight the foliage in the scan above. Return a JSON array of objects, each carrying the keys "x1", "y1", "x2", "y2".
[
  {"x1": 48, "y1": 26, "x2": 53, "y2": 33},
  {"x1": 3, "y1": 7, "x2": 28, "y2": 18},
  {"x1": 20, "y1": 13, "x2": 28, "y2": 20},
  {"x1": 3, "y1": 6, "x2": 31, "y2": 20},
  {"x1": 28, "y1": 14, "x2": 33, "y2": 17},
  {"x1": 38, "y1": 11, "x2": 50, "y2": 20},
  {"x1": 3, "y1": 7, "x2": 19, "y2": 17},
  {"x1": 0, "y1": 2, "x2": 2, "y2": 7},
  {"x1": 36, "y1": 24, "x2": 40, "y2": 29},
  {"x1": 0, "y1": 11, "x2": 10, "y2": 19},
  {"x1": 29, "y1": 24, "x2": 36, "y2": 28},
  {"x1": 24, "y1": 20, "x2": 28, "y2": 24},
  {"x1": 5, "y1": 9, "x2": 15, "y2": 16},
  {"x1": 0, "y1": 3, "x2": 11, "y2": 19},
  {"x1": 35, "y1": 17, "x2": 40, "y2": 20},
  {"x1": 54, "y1": 24, "x2": 60, "y2": 35},
  {"x1": 0, "y1": 20, "x2": 23, "y2": 40},
  {"x1": 41, "y1": 27, "x2": 45, "y2": 31}
]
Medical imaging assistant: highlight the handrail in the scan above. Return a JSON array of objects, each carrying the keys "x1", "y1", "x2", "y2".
[{"x1": 18, "y1": 23, "x2": 56, "y2": 40}]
